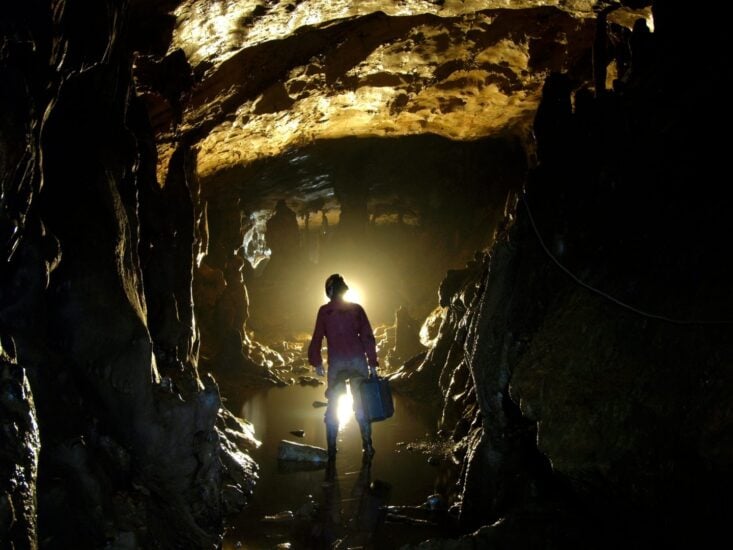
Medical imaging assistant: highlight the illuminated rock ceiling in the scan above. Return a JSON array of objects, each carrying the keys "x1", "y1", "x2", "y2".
[{"x1": 147, "y1": 1, "x2": 623, "y2": 185}]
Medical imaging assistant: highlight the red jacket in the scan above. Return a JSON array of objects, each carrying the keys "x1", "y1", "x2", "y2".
[{"x1": 308, "y1": 299, "x2": 378, "y2": 368}]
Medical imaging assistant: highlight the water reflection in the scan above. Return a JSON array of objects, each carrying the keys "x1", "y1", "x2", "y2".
[
  {"x1": 309, "y1": 460, "x2": 392, "y2": 548},
  {"x1": 225, "y1": 384, "x2": 450, "y2": 549}
]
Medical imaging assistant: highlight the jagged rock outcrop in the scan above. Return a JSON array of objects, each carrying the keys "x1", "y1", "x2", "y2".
[
  {"x1": 388, "y1": 305, "x2": 424, "y2": 366},
  {"x1": 0, "y1": 350, "x2": 40, "y2": 550},
  {"x1": 190, "y1": 195, "x2": 288, "y2": 391},
  {"x1": 167, "y1": 1, "x2": 601, "y2": 176},
  {"x1": 1, "y1": 1, "x2": 257, "y2": 547},
  {"x1": 402, "y1": 2, "x2": 733, "y2": 547}
]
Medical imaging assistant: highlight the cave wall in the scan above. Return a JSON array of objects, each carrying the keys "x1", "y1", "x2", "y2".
[
  {"x1": 407, "y1": 2, "x2": 733, "y2": 546},
  {"x1": 1, "y1": 1, "x2": 255, "y2": 548},
  {"x1": 4, "y1": 0, "x2": 729, "y2": 547},
  {"x1": 200, "y1": 132, "x2": 528, "y2": 350}
]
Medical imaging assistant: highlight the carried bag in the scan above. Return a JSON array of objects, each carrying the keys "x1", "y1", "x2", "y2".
[{"x1": 359, "y1": 376, "x2": 394, "y2": 422}]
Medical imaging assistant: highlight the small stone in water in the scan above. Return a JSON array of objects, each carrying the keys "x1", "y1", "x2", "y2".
[
  {"x1": 298, "y1": 376, "x2": 323, "y2": 386},
  {"x1": 262, "y1": 510, "x2": 294, "y2": 522},
  {"x1": 278, "y1": 440, "x2": 328, "y2": 463}
]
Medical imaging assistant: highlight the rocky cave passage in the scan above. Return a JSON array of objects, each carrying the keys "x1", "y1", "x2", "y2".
[{"x1": 1, "y1": 1, "x2": 732, "y2": 549}]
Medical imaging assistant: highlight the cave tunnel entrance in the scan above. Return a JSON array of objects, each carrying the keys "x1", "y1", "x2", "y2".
[
  {"x1": 202, "y1": 133, "x2": 526, "y2": 343},
  {"x1": 196, "y1": 133, "x2": 527, "y2": 547}
]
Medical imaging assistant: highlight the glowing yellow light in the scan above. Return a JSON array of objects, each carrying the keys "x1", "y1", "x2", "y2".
[
  {"x1": 343, "y1": 284, "x2": 363, "y2": 305},
  {"x1": 337, "y1": 387, "x2": 354, "y2": 427},
  {"x1": 646, "y1": 13, "x2": 655, "y2": 33}
]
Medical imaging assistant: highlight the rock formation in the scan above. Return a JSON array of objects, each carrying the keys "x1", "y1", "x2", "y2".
[
  {"x1": 1, "y1": 1, "x2": 256, "y2": 547},
  {"x1": 3, "y1": 0, "x2": 730, "y2": 548},
  {"x1": 397, "y1": 3, "x2": 733, "y2": 546}
]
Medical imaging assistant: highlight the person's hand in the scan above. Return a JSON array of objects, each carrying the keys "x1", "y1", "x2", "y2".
[{"x1": 315, "y1": 364, "x2": 325, "y2": 377}]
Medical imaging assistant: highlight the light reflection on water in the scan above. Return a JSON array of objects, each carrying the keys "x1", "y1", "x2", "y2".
[{"x1": 224, "y1": 384, "x2": 451, "y2": 549}]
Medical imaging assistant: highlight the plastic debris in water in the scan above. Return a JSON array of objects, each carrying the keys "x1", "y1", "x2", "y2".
[
  {"x1": 312, "y1": 400, "x2": 328, "y2": 408},
  {"x1": 289, "y1": 429, "x2": 305, "y2": 437}
]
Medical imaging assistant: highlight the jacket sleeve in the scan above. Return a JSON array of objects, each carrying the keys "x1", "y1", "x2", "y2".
[
  {"x1": 357, "y1": 306, "x2": 378, "y2": 367},
  {"x1": 308, "y1": 308, "x2": 326, "y2": 367}
]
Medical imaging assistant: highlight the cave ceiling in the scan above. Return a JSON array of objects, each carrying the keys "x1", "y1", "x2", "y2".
[{"x1": 138, "y1": 1, "x2": 649, "y2": 210}]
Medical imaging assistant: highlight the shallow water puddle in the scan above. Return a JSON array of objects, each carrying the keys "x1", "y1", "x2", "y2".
[{"x1": 223, "y1": 384, "x2": 453, "y2": 548}]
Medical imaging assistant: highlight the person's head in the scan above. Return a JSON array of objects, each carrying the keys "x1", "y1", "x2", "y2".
[{"x1": 325, "y1": 274, "x2": 348, "y2": 301}]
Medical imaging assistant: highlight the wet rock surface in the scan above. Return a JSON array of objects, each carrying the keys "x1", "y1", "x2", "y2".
[
  {"x1": 396, "y1": 3, "x2": 733, "y2": 547},
  {"x1": 0, "y1": 353, "x2": 40, "y2": 550},
  {"x1": 3, "y1": 1, "x2": 731, "y2": 548},
  {"x1": 166, "y1": 1, "x2": 597, "y2": 174},
  {"x1": 278, "y1": 441, "x2": 329, "y2": 464},
  {"x1": 1, "y1": 1, "x2": 258, "y2": 547}
]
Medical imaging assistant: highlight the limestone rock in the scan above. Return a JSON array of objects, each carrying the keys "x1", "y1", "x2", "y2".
[
  {"x1": 278, "y1": 440, "x2": 329, "y2": 463},
  {"x1": 0, "y1": 360, "x2": 40, "y2": 550}
]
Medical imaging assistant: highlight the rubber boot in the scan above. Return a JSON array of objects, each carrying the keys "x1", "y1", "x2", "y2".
[
  {"x1": 358, "y1": 419, "x2": 375, "y2": 461},
  {"x1": 326, "y1": 423, "x2": 338, "y2": 460}
]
